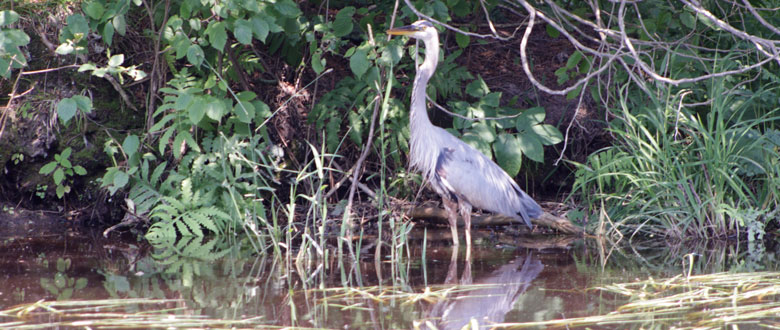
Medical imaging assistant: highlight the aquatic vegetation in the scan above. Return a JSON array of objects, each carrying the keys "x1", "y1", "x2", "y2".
[
  {"x1": 0, "y1": 298, "x2": 270, "y2": 329},
  {"x1": 497, "y1": 272, "x2": 780, "y2": 329}
]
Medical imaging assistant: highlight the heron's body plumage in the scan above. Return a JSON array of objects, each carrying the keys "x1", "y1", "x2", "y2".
[{"x1": 389, "y1": 20, "x2": 541, "y2": 245}]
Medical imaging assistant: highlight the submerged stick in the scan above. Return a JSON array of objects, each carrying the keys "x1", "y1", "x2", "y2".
[{"x1": 407, "y1": 206, "x2": 583, "y2": 235}]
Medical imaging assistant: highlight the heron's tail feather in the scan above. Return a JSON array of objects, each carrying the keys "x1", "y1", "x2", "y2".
[{"x1": 513, "y1": 186, "x2": 543, "y2": 228}]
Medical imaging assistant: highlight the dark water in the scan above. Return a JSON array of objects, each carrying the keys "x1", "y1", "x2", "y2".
[{"x1": 1, "y1": 215, "x2": 778, "y2": 328}]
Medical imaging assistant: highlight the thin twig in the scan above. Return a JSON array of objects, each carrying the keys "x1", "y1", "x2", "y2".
[{"x1": 403, "y1": 0, "x2": 521, "y2": 41}]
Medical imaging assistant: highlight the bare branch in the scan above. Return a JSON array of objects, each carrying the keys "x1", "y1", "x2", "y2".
[{"x1": 402, "y1": 0, "x2": 520, "y2": 40}]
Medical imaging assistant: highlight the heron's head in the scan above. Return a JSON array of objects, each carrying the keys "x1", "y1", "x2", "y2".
[{"x1": 386, "y1": 20, "x2": 437, "y2": 41}]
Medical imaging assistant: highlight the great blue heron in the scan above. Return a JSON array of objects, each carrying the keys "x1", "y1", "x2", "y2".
[{"x1": 387, "y1": 20, "x2": 542, "y2": 246}]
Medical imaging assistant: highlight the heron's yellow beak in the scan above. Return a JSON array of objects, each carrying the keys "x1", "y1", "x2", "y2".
[{"x1": 386, "y1": 25, "x2": 420, "y2": 36}]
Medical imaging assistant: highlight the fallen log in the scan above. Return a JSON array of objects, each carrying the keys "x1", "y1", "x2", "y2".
[{"x1": 406, "y1": 206, "x2": 583, "y2": 236}]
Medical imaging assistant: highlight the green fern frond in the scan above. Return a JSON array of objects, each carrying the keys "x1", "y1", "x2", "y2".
[
  {"x1": 181, "y1": 178, "x2": 193, "y2": 204},
  {"x1": 194, "y1": 207, "x2": 226, "y2": 234},
  {"x1": 159, "y1": 196, "x2": 186, "y2": 214},
  {"x1": 182, "y1": 211, "x2": 209, "y2": 237},
  {"x1": 176, "y1": 218, "x2": 197, "y2": 236}
]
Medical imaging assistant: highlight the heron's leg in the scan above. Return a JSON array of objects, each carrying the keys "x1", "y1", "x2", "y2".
[{"x1": 442, "y1": 198, "x2": 459, "y2": 246}]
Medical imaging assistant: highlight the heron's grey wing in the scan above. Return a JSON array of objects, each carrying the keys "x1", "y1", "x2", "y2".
[{"x1": 434, "y1": 134, "x2": 541, "y2": 227}]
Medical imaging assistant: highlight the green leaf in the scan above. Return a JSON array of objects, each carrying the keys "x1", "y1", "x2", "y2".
[
  {"x1": 39, "y1": 162, "x2": 58, "y2": 175},
  {"x1": 71, "y1": 95, "x2": 92, "y2": 113},
  {"x1": 347, "y1": 111, "x2": 363, "y2": 145},
  {"x1": 73, "y1": 165, "x2": 87, "y2": 176},
  {"x1": 7, "y1": 46, "x2": 27, "y2": 65},
  {"x1": 554, "y1": 66, "x2": 569, "y2": 84},
  {"x1": 108, "y1": 54, "x2": 124, "y2": 67},
  {"x1": 311, "y1": 51, "x2": 325, "y2": 74},
  {"x1": 274, "y1": 0, "x2": 302, "y2": 17},
  {"x1": 60, "y1": 148, "x2": 72, "y2": 161},
  {"x1": 57, "y1": 258, "x2": 70, "y2": 272},
  {"x1": 188, "y1": 96, "x2": 206, "y2": 123},
  {"x1": 40, "y1": 278, "x2": 57, "y2": 295},
  {"x1": 237, "y1": 91, "x2": 256, "y2": 102},
  {"x1": 113, "y1": 171, "x2": 129, "y2": 188},
  {"x1": 517, "y1": 133, "x2": 543, "y2": 162},
  {"x1": 381, "y1": 43, "x2": 402, "y2": 65},
  {"x1": 468, "y1": 121, "x2": 496, "y2": 143},
  {"x1": 234, "y1": 19, "x2": 253, "y2": 45},
  {"x1": 172, "y1": 131, "x2": 200, "y2": 159},
  {"x1": 332, "y1": 7, "x2": 355, "y2": 37},
  {"x1": 75, "y1": 278, "x2": 88, "y2": 290},
  {"x1": 56, "y1": 185, "x2": 66, "y2": 198},
  {"x1": 57, "y1": 98, "x2": 78, "y2": 124},
  {"x1": 481, "y1": 92, "x2": 500, "y2": 108},
  {"x1": 518, "y1": 107, "x2": 545, "y2": 127},
  {"x1": 53, "y1": 168, "x2": 65, "y2": 185},
  {"x1": 173, "y1": 91, "x2": 194, "y2": 111},
  {"x1": 254, "y1": 100, "x2": 271, "y2": 119},
  {"x1": 55, "y1": 43, "x2": 75, "y2": 55},
  {"x1": 250, "y1": 16, "x2": 269, "y2": 42},
  {"x1": 545, "y1": 24, "x2": 560, "y2": 38},
  {"x1": 344, "y1": 46, "x2": 356, "y2": 57},
  {"x1": 455, "y1": 32, "x2": 470, "y2": 48},
  {"x1": 92, "y1": 67, "x2": 108, "y2": 77},
  {"x1": 67, "y1": 14, "x2": 89, "y2": 35},
  {"x1": 78, "y1": 63, "x2": 96, "y2": 72},
  {"x1": 84, "y1": 2, "x2": 105, "y2": 20},
  {"x1": 186, "y1": 44, "x2": 204, "y2": 67},
  {"x1": 697, "y1": 14, "x2": 720, "y2": 31},
  {"x1": 680, "y1": 12, "x2": 695, "y2": 29},
  {"x1": 241, "y1": 0, "x2": 260, "y2": 12},
  {"x1": 0, "y1": 58, "x2": 11, "y2": 78},
  {"x1": 532, "y1": 124, "x2": 563, "y2": 145},
  {"x1": 566, "y1": 84, "x2": 582, "y2": 100},
  {"x1": 349, "y1": 47, "x2": 370, "y2": 78},
  {"x1": 206, "y1": 21, "x2": 227, "y2": 51},
  {"x1": 461, "y1": 134, "x2": 492, "y2": 158},
  {"x1": 113, "y1": 14, "x2": 126, "y2": 36},
  {"x1": 59, "y1": 287, "x2": 74, "y2": 300},
  {"x1": 325, "y1": 116, "x2": 342, "y2": 152},
  {"x1": 102, "y1": 21, "x2": 114, "y2": 46},
  {"x1": 122, "y1": 135, "x2": 140, "y2": 157},
  {"x1": 493, "y1": 134, "x2": 523, "y2": 177},
  {"x1": 466, "y1": 76, "x2": 490, "y2": 98},
  {"x1": 566, "y1": 51, "x2": 582, "y2": 69},
  {"x1": 0, "y1": 10, "x2": 20, "y2": 26},
  {"x1": 205, "y1": 97, "x2": 225, "y2": 121},
  {"x1": 3, "y1": 29, "x2": 28, "y2": 45},
  {"x1": 173, "y1": 36, "x2": 190, "y2": 59},
  {"x1": 234, "y1": 100, "x2": 255, "y2": 123}
]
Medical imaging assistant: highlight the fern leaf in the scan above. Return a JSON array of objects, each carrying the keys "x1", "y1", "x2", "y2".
[
  {"x1": 175, "y1": 220, "x2": 193, "y2": 236},
  {"x1": 160, "y1": 196, "x2": 186, "y2": 214},
  {"x1": 194, "y1": 207, "x2": 223, "y2": 234},
  {"x1": 181, "y1": 212, "x2": 206, "y2": 237},
  {"x1": 181, "y1": 178, "x2": 193, "y2": 205},
  {"x1": 150, "y1": 162, "x2": 167, "y2": 184}
]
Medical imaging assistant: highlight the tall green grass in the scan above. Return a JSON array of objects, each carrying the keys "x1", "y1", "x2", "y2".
[{"x1": 573, "y1": 79, "x2": 780, "y2": 239}]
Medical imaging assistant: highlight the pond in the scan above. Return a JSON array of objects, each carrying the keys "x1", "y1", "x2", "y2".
[{"x1": 1, "y1": 213, "x2": 779, "y2": 329}]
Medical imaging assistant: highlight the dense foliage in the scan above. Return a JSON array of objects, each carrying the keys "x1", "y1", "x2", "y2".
[{"x1": 1, "y1": 0, "x2": 778, "y2": 244}]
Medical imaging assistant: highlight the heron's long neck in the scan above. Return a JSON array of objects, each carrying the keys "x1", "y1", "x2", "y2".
[{"x1": 410, "y1": 36, "x2": 439, "y2": 135}]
